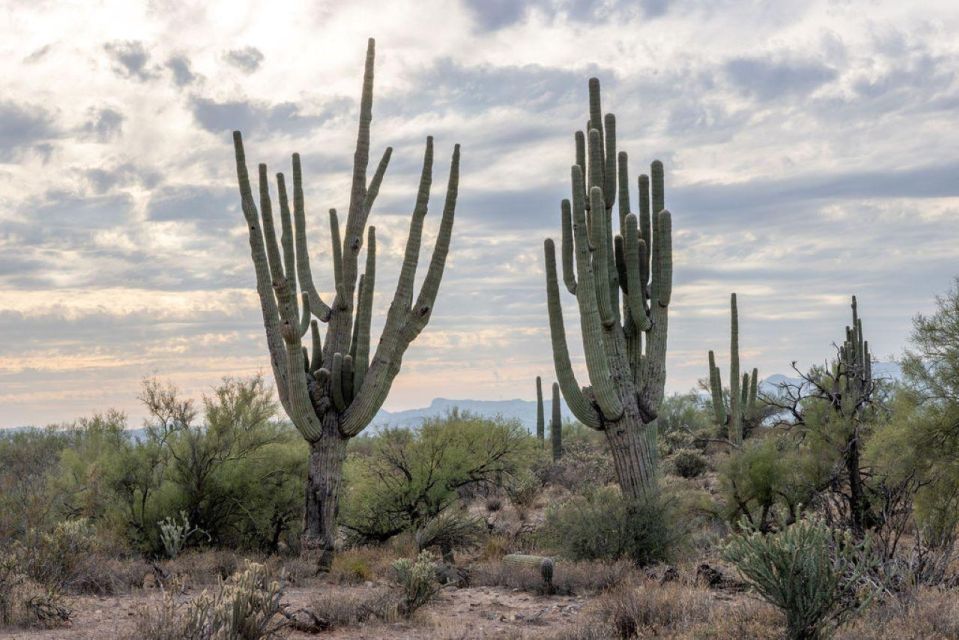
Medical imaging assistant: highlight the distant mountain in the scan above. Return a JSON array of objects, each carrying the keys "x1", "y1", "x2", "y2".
[{"x1": 370, "y1": 397, "x2": 572, "y2": 433}]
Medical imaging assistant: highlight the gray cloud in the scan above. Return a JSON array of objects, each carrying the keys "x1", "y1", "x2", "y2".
[
  {"x1": 725, "y1": 56, "x2": 837, "y2": 100},
  {"x1": 190, "y1": 96, "x2": 350, "y2": 136},
  {"x1": 224, "y1": 46, "x2": 264, "y2": 73},
  {"x1": 104, "y1": 40, "x2": 158, "y2": 81},
  {"x1": 146, "y1": 185, "x2": 237, "y2": 225},
  {"x1": 82, "y1": 107, "x2": 124, "y2": 142},
  {"x1": 0, "y1": 101, "x2": 60, "y2": 161},
  {"x1": 166, "y1": 54, "x2": 197, "y2": 87}
]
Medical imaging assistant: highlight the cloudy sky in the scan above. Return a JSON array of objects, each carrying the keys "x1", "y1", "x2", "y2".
[{"x1": 1, "y1": 0, "x2": 958, "y2": 427}]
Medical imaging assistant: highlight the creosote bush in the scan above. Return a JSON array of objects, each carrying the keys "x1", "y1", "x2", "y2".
[
  {"x1": 669, "y1": 449, "x2": 708, "y2": 478},
  {"x1": 724, "y1": 517, "x2": 880, "y2": 640},
  {"x1": 543, "y1": 486, "x2": 675, "y2": 565}
]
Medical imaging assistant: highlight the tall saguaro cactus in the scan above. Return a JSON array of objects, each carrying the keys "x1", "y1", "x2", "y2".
[
  {"x1": 707, "y1": 293, "x2": 759, "y2": 444},
  {"x1": 232, "y1": 39, "x2": 460, "y2": 570},
  {"x1": 543, "y1": 78, "x2": 673, "y2": 499}
]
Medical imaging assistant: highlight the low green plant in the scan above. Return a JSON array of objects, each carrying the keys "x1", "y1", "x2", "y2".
[
  {"x1": 414, "y1": 510, "x2": 484, "y2": 563},
  {"x1": 391, "y1": 551, "x2": 440, "y2": 618},
  {"x1": 543, "y1": 487, "x2": 675, "y2": 566},
  {"x1": 669, "y1": 449, "x2": 708, "y2": 478},
  {"x1": 723, "y1": 517, "x2": 880, "y2": 640}
]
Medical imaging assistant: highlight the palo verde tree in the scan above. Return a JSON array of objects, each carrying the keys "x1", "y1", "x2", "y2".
[
  {"x1": 543, "y1": 78, "x2": 673, "y2": 499},
  {"x1": 708, "y1": 293, "x2": 759, "y2": 444},
  {"x1": 232, "y1": 39, "x2": 460, "y2": 569}
]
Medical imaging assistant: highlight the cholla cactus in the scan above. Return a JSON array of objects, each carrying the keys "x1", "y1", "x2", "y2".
[
  {"x1": 543, "y1": 78, "x2": 673, "y2": 498},
  {"x1": 232, "y1": 38, "x2": 460, "y2": 570},
  {"x1": 708, "y1": 293, "x2": 759, "y2": 444}
]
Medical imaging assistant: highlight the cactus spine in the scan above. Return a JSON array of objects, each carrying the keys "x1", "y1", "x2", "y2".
[
  {"x1": 550, "y1": 382, "x2": 563, "y2": 461},
  {"x1": 232, "y1": 39, "x2": 460, "y2": 570},
  {"x1": 536, "y1": 376, "x2": 545, "y2": 441},
  {"x1": 708, "y1": 293, "x2": 759, "y2": 444},
  {"x1": 543, "y1": 78, "x2": 673, "y2": 499}
]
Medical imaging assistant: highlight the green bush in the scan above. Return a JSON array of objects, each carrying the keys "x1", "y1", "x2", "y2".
[
  {"x1": 669, "y1": 449, "x2": 708, "y2": 478},
  {"x1": 723, "y1": 518, "x2": 879, "y2": 640},
  {"x1": 414, "y1": 510, "x2": 484, "y2": 563},
  {"x1": 542, "y1": 487, "x2": 675, "y2": 566}
]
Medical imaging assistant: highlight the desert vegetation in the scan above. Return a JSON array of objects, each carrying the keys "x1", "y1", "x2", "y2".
[{"x1": 3, "y1": 30, "x2": 959, "y2": 640}]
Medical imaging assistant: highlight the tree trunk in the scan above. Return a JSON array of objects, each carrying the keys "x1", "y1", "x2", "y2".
[
  {"x1": 846, "y1": 427, "x2": 866, "y2": 538},
  {"x1": 603, "y1": 404, "x2": 657, "y2": 500},
  {"x1": 302, "y1": 424, "x2": 348, "y2": 572}
]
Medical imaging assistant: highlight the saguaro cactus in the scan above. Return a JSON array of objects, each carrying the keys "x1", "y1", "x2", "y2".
[
  {"x1": 535, "y1": 376, "x2": 545, "y2": 441},
  {"x1": 707, "y1": 293, "x2": 759, "y2": 444},
  {"x1": 550, "y1": 382, "x2": 563, "y2": 461},
  {"x1": 543, "y1": 78, "x2": 673, "y2": 499},
  {"x1": 232, "y1": 39, "x2": 460, "y2": 570}
]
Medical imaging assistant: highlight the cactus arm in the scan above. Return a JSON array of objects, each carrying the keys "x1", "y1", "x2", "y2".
[
  {"x1": 616, "y1": 152, "x2": 630, "y2": 234},
  {"x1": 551, "y1": 382, "x2": 563, "y2": 460},
  {"x1": 543, "y1": 238, "x2": 601, "y2": 429},
  {"x1": 623, "y1": 215, "x2": 651, "y2": 331},
  {"x1": 590, "y1": 184, "x2": 616, "y2": 328},
  {"x1": 297, "y1": 293, "x2": 311, "y2": 338},
  {"x1": 328, "y1": 209, "x2": 347, "y2": 310},
  {"x1": 638, "y1": 174, "x2": 651, "y2": 288},
  {"x1": 574, "y1": 131, "x2": 586, "y2": 182},
  {"x1": 341, "y1": 38, "x2": 375, "y2": 295},
  {"x1": 570, "y1": 167, "x2": 624, "y2": 422},
  {"x1": 291, "y1": 153, "x2": 332, "y2": 322},
  {"x1": 748, "y1": 367, "x2": 758, "y2": 419},
  {"x1": 257, "y1": 165, "x2": 286, "y2": 291},
  {"x1": 654, "y1": 209, "x2": 673, "y2": 307},
  {"x1": 309, "y1": 319, "x2": 322, "y2": 373},
  {"x1": 339, "y1": 144, "x2": 457, "y2": 437},
  {"x1": 560, "y1": 199, "x2": 577, "y2": 295},
  {"x1": 603, "y1": 113, "x2": 617, "y2": 207},
  {"x1": 708, "y1": 350, "x2": 726, "y2": 425},
  {"x1": 331, "y1": 352, "x2": 347, "y2": 412},
  {"x1": 352, "y1": 227, "x2": 375, "y2": 394},
  {"x1": 587, "y1": 78, "x2": 605, "y2": 190},
  {"x1": 233, "y1": 132, "x2": 292, "y2": 412},
  {"x1": 536, "y1": 376, "x2": 545, "y2": 440},
  {"x1": 363, "y1": 146, "x2": 392, "y2": 219},
  {"x1": 343, "y1": 355, "x2": 354, "y2": 404},
  {"x1": 729, "y1": 293, "x2": 742, "y2": 444}
]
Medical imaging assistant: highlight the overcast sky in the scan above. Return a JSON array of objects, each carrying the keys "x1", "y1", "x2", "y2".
[{"x1": 1, "y1": 0, "x2": 958, "y2": 427}]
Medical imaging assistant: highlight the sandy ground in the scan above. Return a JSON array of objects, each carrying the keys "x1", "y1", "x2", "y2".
[{"x1": 0, "y1": 583, "x2": 585, "y2": 640}]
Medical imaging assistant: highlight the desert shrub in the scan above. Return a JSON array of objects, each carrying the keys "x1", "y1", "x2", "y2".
[
  {"x1": 391, "y1": 551, "x2": 440, "y2": 617},
  {"x1": 0, "y1": 552, "x2": 24, "y2": 626},
  {"x1": 302, "y1": 588, "x2": 399, "y2": 630},
  {"x1": 471, "y1": 558, "x2": 631, "y2": 595},
  {"x1": 724, "y1": 517, "x2": 880, "y2": 640},
  {"x1": 540, "y1": 438, "x2": 615, "y2": 492},
  {"x1": 342, "y1": 413, "x2": 537, "y2": 543},
  {"x1": 131, "y1": 561, "x2": 283, "y2": 640},
  {"x1": 542, "y1": 487, "x2": 675, "y2": 566},
  {"x1": 162, "y1": 549, "x2": 240, "y2": 587},
  {"x1": 21, "y1": 518, "x2": 101, "y2": 591},
  {"x1": 415, "y1": 510, "x2": 485, "y2": 563},
  {"x1": 669, "y1": 449, "x2": 708, "y2": 478},
  {"x1": 720, "y1": 434, "x2": 815, "y2": 532},
  {"x1": 485, "y1": 496, "x2": 503, "y2": 512}
]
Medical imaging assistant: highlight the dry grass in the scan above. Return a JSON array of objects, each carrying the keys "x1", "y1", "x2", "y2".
[
  {"x1": 301, "y1": 586, "x2": 400, "y2": 630},
  {"x1": 328, "y1": 546, "x2": 399, "y2": 585},
  {"x1": 836, "y1": 588, "x2": 959, "y2": 640}
]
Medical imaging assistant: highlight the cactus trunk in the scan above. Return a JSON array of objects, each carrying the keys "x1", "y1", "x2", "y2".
[
  {"x1": 543, "y1": 78, "x2": 672, "y2": 499},
  {"x1": 707, "y1": 293, "x2": 759, "y2": 443},
  {"x1": 233, "y1": 39, "x2": 460, "y2": 570},
  {"x1": 536, "y1": 376, "x2": 545, "y2": 442}
]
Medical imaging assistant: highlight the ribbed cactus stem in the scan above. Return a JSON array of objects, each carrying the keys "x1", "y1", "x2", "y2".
[
  {"x1": 503, "y1": 554, "x2": 555, "y2": 590},
  {"x1": 707, "y1": 293, "x2": 758, "y2": 443},
  {"x1": 535, "y1": 376, "x2": 545, "y2": 441},
  {"x1": 232, "y1": 38, "x2": 460, "y2": 570},
  {"x1": 551, "y1": 382, "x2": 563, "y2": 461},
  {"x1": 543, "y1": 76, "x2": 671, "y2": 499}
]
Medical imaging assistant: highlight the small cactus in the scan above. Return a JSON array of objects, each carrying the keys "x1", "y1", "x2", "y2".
[
  {"x1": 708, "y1": 293, "x2": 759, "y2": 444},
  {"x1": 503, "y1": 554, "x2": 555, "y2": 593},
  {"x1": 550, "y1": 382, "x2": 563, "y2": 461}
]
